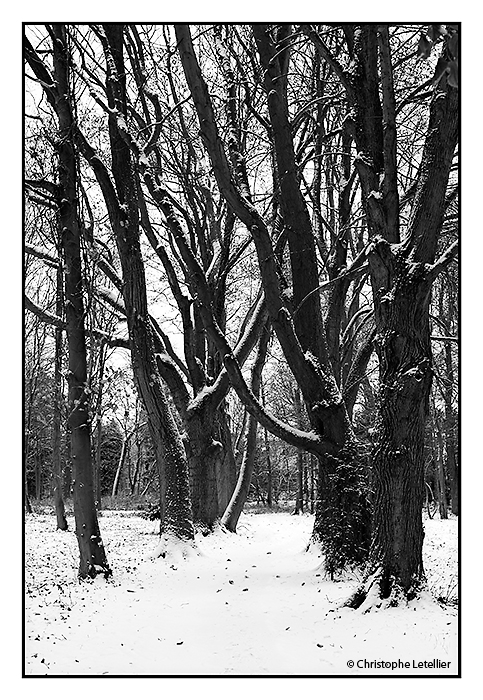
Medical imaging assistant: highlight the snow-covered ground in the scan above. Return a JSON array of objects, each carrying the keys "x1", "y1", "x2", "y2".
[{"x1": 25, "y1": 509, "x2": 458, "y2": 677}]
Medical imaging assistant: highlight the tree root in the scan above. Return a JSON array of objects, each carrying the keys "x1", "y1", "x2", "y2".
[
  {"x1": 152, "y1": 533, "x2": 198, "y2": 562},
  {"x1": 344, "y1": 567, "x2": 422, "y2": 612}
]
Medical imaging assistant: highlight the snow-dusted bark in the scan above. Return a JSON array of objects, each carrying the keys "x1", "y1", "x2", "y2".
[
  {"x1": 175, "y1": 24, "x2": 371, "y2": 571},
  {"x1": 100, "y1": 24, "x2": 195, "y2": 546},
  {"x1": 25, "y1": 25, "x2": 111, "y2": 577}
]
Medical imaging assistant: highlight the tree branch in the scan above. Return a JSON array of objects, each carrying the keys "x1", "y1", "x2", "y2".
[{"x1": 427, "y1": 240, "x2": 458, "y2": 282}]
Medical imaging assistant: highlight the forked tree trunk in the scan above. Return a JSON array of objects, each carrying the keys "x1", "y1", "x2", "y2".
[
  {"x1": 334, "y1": 28, "x2": 459, "y2": 605},
  {"x1": 176, "y1": 23, "x2": 370, "y2": 572},
  {"x1": 101, "y1": 25, "x2": 194, "y2": 545}
]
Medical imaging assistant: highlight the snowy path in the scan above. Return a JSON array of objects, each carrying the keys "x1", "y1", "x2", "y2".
[{"x1": 25, "y1": 511, "x2": 458, "y2": 676}]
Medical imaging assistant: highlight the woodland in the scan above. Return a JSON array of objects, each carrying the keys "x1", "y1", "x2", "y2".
[{"x1": 24, "y1": 21, "x2": 458, "y2": 630}]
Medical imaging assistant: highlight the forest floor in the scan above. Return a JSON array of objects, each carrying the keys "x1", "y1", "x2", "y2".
[{"x1": 24, "y1": 508, "x2": 458, "y2": 677}]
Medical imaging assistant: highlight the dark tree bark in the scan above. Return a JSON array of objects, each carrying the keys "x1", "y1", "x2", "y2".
[
  {"x1": 100, "y1": 24, "x2": 194, "y2": 545},
  {"x1": 24, "y1": 25, "x2": 111, "y2": 577},
  {"x1": 125, "y1": 26, "x2": 240, "y2": 528},
  {"x1": 434, "y1": 415, "x2": 448, "y2": 520},
  {"x1": 52, "y1": 249, "x2": 68, "y2": 530},
  {"x1": 331, "y1": 26, "x2": 460, "y2": 605},
  {"x1": 176, "y1": 24, "x2": 371, "y2": 572},
  {"x1": 54, "y1": 25, "x2": 110, "y2": 577},
  {"x1": 24, "y1": 473, "x2": 33, "y2": 514},
  {"x1": 441, "y1": 301, "x2": 458, "y2": 515},
  {"x1": 293, "y1": 388, "x2": 305, "y2": 515}
]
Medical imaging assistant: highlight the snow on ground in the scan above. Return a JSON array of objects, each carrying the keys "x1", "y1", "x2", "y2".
[{"x1": 25, "y1": 509, "x2": 458, "y2": 676}]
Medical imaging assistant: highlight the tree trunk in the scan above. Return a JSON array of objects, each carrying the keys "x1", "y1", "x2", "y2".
[
  {"x1": 260, "y1": 384, "x2": 273, "y2": 508},
  {"x1": 175, "y1": 24, "x2": 371, "y2": 572},
  {"x1": 337, "y1": 29, "x2": 458, "y2": 605},
  {"x1": 24, "y1": 469, "x2": 33, "y2": 515},
  {"x1": 293, "y1": 388, "x2": 304, "y2": 515},
  {"x1": 52, "y1": 261, "x2": 68, "y2": 530},
  {"x1": 112, "y1": 433, "x2": 130, "y2": 498},
  {"x1": 186, "y1": 414, "x2": 220, "y2": 529},
  {"x1": 265, "y1": 428, "x2": 273, "y2": 508},
  {"x1": 221, "y1": 324, "x2": 270, "y2": 532},
  {"x1": 446, "y1": 433, "x2": 458, "y2": 516},
  {"x1": 348, "y1": 248, "x2": 432, "y2": 604},
  {"x1": 52, "y1": 25, "x2": 110, "y2": 578},
  {"x1": 294, "y1": 449, "x2": 304, "y2": 515},
  {"x1": 214, "y1": 404, "x2": 237, "y2": 514},
  {"x1": 101, "y1": 24, "x2": 194, "y2": 546},
  {"x1": 443, "y1": 332, "x2": 458, "y2": 515},
  {"x1": 309, "y1": 454, "x2": 316, "y2": 514},
  {"x1": 95, "y1": 418, "x2": 102, "y2": 507},
  {"x1": 434, "y1": 415, "x2": 448, "y2": 519},
  {"x1": 35, "y1": 439, "x2": 42, "y2": 501}
]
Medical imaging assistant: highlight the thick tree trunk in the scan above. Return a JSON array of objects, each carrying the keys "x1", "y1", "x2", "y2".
[
  {"x1": 337, "y1": 30, "x2": 458, "y2": 605},
  {"x1": 187, "y1": 404, "x2": 237, "y2": 528},
  {"x1": 52, "y1": 25, "x2": 110, "y2": 578},
  {"x1": 186, "y1": 414, "x2": 220, "y2": 529},
  {"x1": 348, "y1": 248, "x2": 432, "y2": 604}
]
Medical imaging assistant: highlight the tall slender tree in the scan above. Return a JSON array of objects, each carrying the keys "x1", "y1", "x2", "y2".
[{"x1": 25, "y1": 25, "x2": 111, "y2": 577}]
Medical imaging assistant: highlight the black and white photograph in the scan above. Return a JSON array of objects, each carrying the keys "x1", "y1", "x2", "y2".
[{"x1": 22, "y1": 20, "x2": 460, "y2": 679}]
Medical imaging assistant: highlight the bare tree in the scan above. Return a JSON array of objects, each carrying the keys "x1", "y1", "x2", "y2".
[
  {"x1": 25, "y1": 25, "x2": 111, "y2": 577},
  {"x1": 304, "y1": 23, "x2": 458, "y2": 605}
]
